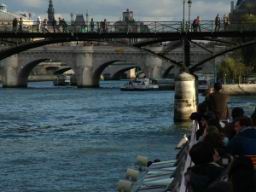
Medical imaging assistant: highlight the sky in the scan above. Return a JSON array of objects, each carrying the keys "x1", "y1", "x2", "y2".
[{"x1": 2, "y1": 0, "x2": 235, "y2": 21}]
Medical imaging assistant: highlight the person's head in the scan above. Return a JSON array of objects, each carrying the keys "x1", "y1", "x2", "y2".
[
  {"x1": 190, "y1": 112, "x2": 203, "y2": 122},
  {"x1": 214, "y1": 82, "x2": 222, "y2": 91},
  {"x1": 189, "y1": 141, "x2": 217, "y2": 165},
  {"x1": 204, "y1": 132, "x2": 225, "y2": 152},
  {"x1": 232, "y1": 107, "x2": 244, "y2": 121},
  {"x1": 234, "y1": 116, "x2": 253, "y2": 133}
]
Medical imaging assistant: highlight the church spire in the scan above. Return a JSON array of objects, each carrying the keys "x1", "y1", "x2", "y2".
[{"x1": 47, "y1": 0, "x2": 55, "y2": 24}]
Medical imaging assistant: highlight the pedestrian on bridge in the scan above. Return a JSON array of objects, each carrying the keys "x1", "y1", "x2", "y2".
[
  {"x1": 37, "y1": 16, "x2": 41, "y2": 32},
  {"x1": 42, "y1": 19, "x2": 48, "y2": 33},
  {"x1": 215, "y1": 14, "x2": 221, "y2": 32},
  {"x1": 192, "y1": 16, "x2": 201, "y2": 32},
  {"x1": 19, "y1": 17, "x2": 23, "y2": 32},
  {"x1": 52, "y1": 19, "x2": 56, "y2": 33},
  {"x1": 223, "y1": 14, "x2": 229, "y2": 31},
  {"x1": 12, "y1": 18, "x2": 18, "y2": 32},
  {"x1": 90, "y1": 18, "x2": 94, "y2": 32}
]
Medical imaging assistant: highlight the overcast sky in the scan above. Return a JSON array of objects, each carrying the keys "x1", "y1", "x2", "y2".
[{"x1": 3, "y1": 0, "x2": 235, "y2": 21}]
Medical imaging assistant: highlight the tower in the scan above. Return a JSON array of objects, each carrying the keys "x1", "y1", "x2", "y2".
[{"x1": 47, "y1": 0, "x2": 55, "y2": 24}]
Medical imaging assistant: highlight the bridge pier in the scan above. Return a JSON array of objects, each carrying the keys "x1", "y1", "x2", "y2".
[
  {"x1": 173, "y1": 37, "x2": 198, "y2": 122},
  {"x1": 174, "y1": 72, "x2": 197, "y2": 122},
  {"x1": 75, "y1": 51, "x2": 99, "y2": 88},
  {"x1": 2, "y1": 55, "x2": 26, "y2": 88}
]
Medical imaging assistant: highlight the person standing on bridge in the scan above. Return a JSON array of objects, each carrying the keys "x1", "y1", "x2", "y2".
[
  {"x1": 19, "y1": 17, "x2": 23, "y2": 32},
  {"x1": 12, "y1": 18, "x2": 18, "y2": 32},
  {"x1": 37, "y1": 16, "x2": 41, "y2": 32},
  {"x1": 42, "y1": 19, "x2": 48, "y2": 33},
  {"x1": 215, "y1": 14, "x2": 221, "y2": 32},
  {"x1": 103, "y1": 18, "x2": 107, "y2": 32},
  {"x1": 192, "y1": 16, "x2": 201, "y2": 32},
  {"x1": 90, "y1": 18, "x2": 94, "y2": 32},
  {"x1": 223, "y1": 14, "x2": 229, "y2": 31}
]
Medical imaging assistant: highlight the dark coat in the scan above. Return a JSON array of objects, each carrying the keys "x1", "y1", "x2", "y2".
[
  {"x1": 227, "y1": 127, "x2": 256, "y2": 156},
  {"x1": 187, "y1": 163, "x2": 224, "y2": 192},
  {"x1": 208, "y1": 92, "x2": 229, "y2": 120}
]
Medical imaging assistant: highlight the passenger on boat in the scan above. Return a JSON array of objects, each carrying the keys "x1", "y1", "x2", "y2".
[
  {"x1": 227, "y1": 116, "x2": 256, "y2": 162},
  {"x1": 207, "y1": 82, "x2": 229, "y2": 121},
  {"x1": 190, "y1": 112, "x2": 206, "y2": 140},
  {"x1": 190, "y1": 111, "x2": 223, "y2": 141},
  {"x1": 228, "y1": 155, "x2": 255, "y2": 192},
  {"x1": 186, "y1": 141, "x2": 224, "y2": 192},
  {"x1": 224, "y1": 107, "x2": 244, "y2": 140},
  {"x1": 197, "y1": 87, "x2": 213, "y2": 115},
  {"x1": 204, "y1": 132, "x2": 227, "y2": 159}
]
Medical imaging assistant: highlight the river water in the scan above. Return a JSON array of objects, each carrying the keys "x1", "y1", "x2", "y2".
[{"x1": 0, "y1": 81, "x2": 255, "y2": 192}]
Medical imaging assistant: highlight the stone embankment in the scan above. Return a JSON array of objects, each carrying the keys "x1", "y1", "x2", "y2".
[{"x1": 222, "y1": 84, "x2": 256, "y2": 95}]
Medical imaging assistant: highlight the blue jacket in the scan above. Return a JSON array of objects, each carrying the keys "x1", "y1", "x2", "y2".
[{"x1": 227, "y1": 127, "x2": 256, "y2": 156}]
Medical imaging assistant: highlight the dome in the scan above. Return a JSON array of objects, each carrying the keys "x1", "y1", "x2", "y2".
[{"x1": 0, "y1": 3, "x2": 7, "y2": 12}]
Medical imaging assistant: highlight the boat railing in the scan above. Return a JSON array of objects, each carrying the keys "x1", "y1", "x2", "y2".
[{"x1": 166, "y1": 120, "x2": 199, "y2": 192}]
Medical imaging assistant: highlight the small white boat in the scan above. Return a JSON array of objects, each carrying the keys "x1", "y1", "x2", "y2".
[{"x1": 120, "y1": 78, "x2": 159, "y2": 91}]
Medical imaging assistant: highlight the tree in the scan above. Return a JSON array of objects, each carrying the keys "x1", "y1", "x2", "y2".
[
  {"x1": 218, "y1": 57, "x2": 247, "y2": 84},
  {"x1": 238, "y1": 14, "x2": 256, "y2": 71}
]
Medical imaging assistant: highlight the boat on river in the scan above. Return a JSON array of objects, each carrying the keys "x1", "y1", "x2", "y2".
[
  {"x1": 53, "y1": 75, "x2": 76, "y2": 86},
  {"x1": 120, "y1": 78, "x2": 159, "y2": 91}
]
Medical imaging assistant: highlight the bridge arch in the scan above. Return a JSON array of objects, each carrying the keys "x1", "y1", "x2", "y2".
[
  {"x1": 1, "y1": 52, "x2": 78, "y2": 88},
  {"x1": 93, "y1": 60, "x2": 121, "y2": 85},
  {"x1": 112, "y1": 66, "x2": 141, "y2": 80},
  {"x1": 162, "y1": 65, "x2": 174, "y2": 78},
  {"x1": 18, "y1": 59, "x2": 50, "y2": 87}
]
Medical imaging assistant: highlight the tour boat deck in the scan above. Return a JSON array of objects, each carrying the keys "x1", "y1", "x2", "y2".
[{"x1": 117, "y1": 121, "x2": 198, "y2": 192}]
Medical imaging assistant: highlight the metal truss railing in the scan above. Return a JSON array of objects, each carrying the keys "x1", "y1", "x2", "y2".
[{"x1": 1, "y1": 19, "x2": 256, "y2": 33}]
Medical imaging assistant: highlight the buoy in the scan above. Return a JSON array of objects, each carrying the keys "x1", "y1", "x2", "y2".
[
  {"x1": 136, "y1": 155, "x2": 148, "y2": 167},
  {"x1": 126, "y1": 168, "x2": 139, "y2": 181},
  {"x1": 117, "y1": 179, "x2": 132, "y2": 192}
]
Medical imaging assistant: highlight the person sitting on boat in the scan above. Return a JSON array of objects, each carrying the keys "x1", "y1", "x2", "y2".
[
  {"x1": 227, "y1": 116, "x2": 256, "y2": 168},
  {"x1": 228, "y1": 155, "x2": 255, "y2": 192},
  {"x1": 207, "y1": 82, "x2": 229, "y2": 121},
  {"x1": 224, "y1": 107, "x2": 244, "y2": 140},
  {"x1": 186, "y1": 141, "x2": 224, "y2": 192}
]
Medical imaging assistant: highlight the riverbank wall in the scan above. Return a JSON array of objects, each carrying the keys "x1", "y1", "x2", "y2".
[{"x1": 222, "y1": 84, "x2": 256, "y2": 95}]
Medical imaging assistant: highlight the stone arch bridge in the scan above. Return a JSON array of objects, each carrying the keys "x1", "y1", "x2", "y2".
[{"x1": 1, "y1": 45, "x2": 170, "y2": 88}]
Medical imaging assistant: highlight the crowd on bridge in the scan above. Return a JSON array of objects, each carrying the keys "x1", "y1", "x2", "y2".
[
  {"x1": 191, "y1": 14, "x2": 230, "y2": 32},
  {"x1": 186, "y1": 82, "x2": 256, "y2": 192},
  {"x1": 10, "y1": 13, "x2": 232, "y2": 33},
  {"x1": 11, "y1": 16, "x2": 110, "y2": 33}
]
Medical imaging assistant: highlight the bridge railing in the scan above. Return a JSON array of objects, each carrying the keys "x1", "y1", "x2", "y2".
[{"x1": 2, "y1": 19, "x2": 256, "y2": 33}]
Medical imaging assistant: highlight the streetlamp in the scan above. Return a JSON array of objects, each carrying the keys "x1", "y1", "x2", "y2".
[
  {"x1": 187, "y1": 0, "x2": 192, "y2": 31},
  {"x1": 182, "y1": 0, "x2": 186, "y2": 32}
]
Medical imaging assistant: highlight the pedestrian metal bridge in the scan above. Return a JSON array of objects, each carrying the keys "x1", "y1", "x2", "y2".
[
  {"x1": 2, "y1": 19, "x2": 256, "y2": 37},
  {"x1": 1, "y1": 19, "x2": 256, "y2": 74}
]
